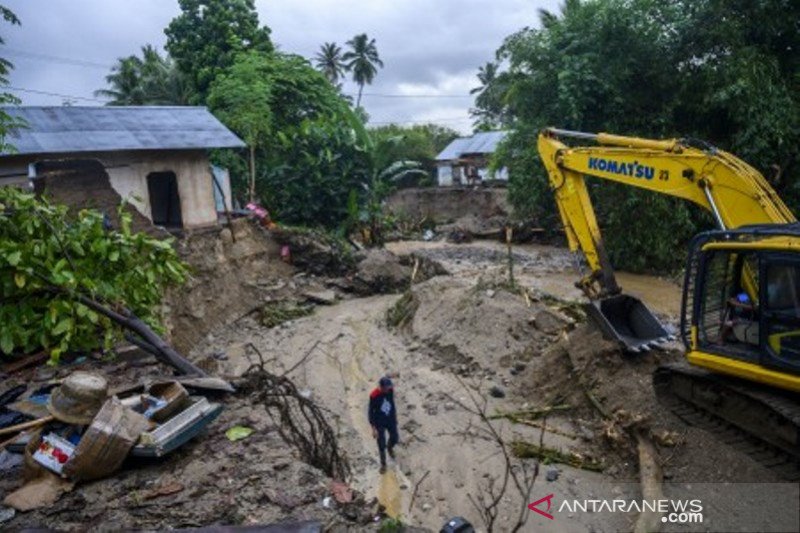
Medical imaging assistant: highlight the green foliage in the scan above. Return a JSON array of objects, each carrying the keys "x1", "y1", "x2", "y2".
[
  {"x1": 0, "y1": 5, "x2": 24, "y2": 152},
  {"x1": 0, "y1": 189, "x2": 187, "y2": 361},
  {"x1": 263, "y1": 111, "x2": 370, "y2": 227},
  {"x1": 209, "y1": 51, "x2": 373, "y2": 228},
  {"x1": 165, "y1": 0, "x2": 273, "y2": 101},
  {"x1": 258, "y1": 301, "x2": 314, "y2": 328},
  {"x1": 207, "y1": 51, "x2": 274, "y2": 201},
  {"x1": 377, "y1": 516, "x2": 405, "y2": 533},
  {"x1": 95, "y1": 45, "x2": 190, "y2": 105},
  {"x1": 476, "y1": 0, "x2": 800, "y2": 273},
  {"x1": 368, "y1": 124, "x2": 460, "y2": 185}
]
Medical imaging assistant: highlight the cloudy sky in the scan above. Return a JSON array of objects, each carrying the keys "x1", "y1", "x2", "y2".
[{"x1": 3, "y1": 0, "x2": 557, "y2": 134}]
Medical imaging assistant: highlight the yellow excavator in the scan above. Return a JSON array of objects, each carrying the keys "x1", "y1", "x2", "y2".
[{"x1": 538, "y1": 128, "x2": 800, "y2": 474}]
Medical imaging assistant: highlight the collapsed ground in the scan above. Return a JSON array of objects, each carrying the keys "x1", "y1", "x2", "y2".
[{"x1": 1, "y1": 222, "x2": 782, "y2": 532}]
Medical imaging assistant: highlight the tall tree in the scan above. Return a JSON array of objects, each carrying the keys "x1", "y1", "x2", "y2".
[
  {"x1": 476, "y1": 0, "x2": 800, "y2": 273},
  {"x1": 314, "y1": 42, "x2": 346, "y2": 85},
  {"x1": 95, "y1": 56, "x2": 145, "y2": 105},
  {"x1": 207, "y1": 52, "x2": 273, "y2": 203},
  {"x1": 470, "y1": 62, "x2": 498, "y2": 95},
  {"x1": 0, "y1": 5, "x2": 24, "y2": 152},
  {"x1": 95, "y1": 45, "x2": 190, "y2": 105},
  {"x1": 342, "y1": 33, "x2": 383, "y2": 107},
  {"x1": 208, "y1": 51, "x2": 372, "y2": 227},
  {"x1": 165, "y1": 0, "x2": 273, "y2": 102},
  {"x1": 469, "y1": 61, "x2": 511, "y2": 131}
]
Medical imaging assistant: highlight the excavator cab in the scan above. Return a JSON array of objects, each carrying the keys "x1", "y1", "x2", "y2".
[{"x1": 683, "y1": 227, "x2": 800, "y2": 386}]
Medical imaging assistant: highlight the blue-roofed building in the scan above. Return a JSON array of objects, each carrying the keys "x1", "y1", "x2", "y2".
[
  {"x1": 0, "y1": 106, "x2": 245, "y2": 230},
  {"x1": 435, "y1": 130, "x2": 508, "y2": 186}
]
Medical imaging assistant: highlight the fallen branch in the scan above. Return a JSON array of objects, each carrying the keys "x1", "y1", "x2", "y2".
[
  {"x1": 282, "y1": 339, "x2": 322, "y2": 377},
  {"x1": 634, "y1": 431, "x2": 664, "y2": 533},
  {"x1": 489, "y1": 404, "x2": 571, "y2": 421},
  {"x1": 408, "y1": 469, "x2": 430, "y2": 514},
  {"x1": 502, "y1": 417, "x2": 579, "y2": 439},
  {"x1": 584, "y1": 389, "x2": 611, "y2": 419},
  {"x1": 510, "y1": 441, "x2": 604, "y2": 472},
  {"x1": 244, "y1": 365, "x2": 350, "y2": 481},
  {"x1": 446, "y1": 377, "x2": 538, "y2": 533},
  {"x1": 68, "y1": 290, "x2": 208, "y2": 378}
]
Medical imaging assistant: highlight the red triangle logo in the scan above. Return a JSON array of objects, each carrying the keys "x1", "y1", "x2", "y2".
[{"x1": 528, "y1": 494, "x2": 555, "y2": 520}]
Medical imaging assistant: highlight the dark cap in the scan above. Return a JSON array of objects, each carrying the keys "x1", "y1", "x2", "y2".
[{"x1": 379, "y1": 376, "x2": 393, "y2": 388}]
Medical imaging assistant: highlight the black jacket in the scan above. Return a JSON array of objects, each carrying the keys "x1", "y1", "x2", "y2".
[{"x1": 368, "y1": 387, "x2": 397, "y2": 428}]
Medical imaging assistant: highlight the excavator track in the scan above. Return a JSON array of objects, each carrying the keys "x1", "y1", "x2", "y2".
[{"x1": 654, "y1": 362, "x2": 800, "y2": 480}]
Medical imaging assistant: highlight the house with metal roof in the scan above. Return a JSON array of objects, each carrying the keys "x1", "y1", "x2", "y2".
[
  {"x1": 435, "y1": 130, "x2": 508, "y2": 186},
  {"x1": 0, "y1": 106, "x2": 245, "y2": 230}
]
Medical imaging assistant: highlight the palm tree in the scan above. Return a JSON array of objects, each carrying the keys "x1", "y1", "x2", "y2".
[
  {"x1": 94, "y1": 56, "x2": 145, "y2": 105},
  {"x1": 470, "y1": 61, "x2": 498, "y2": 95},
  {"x1": 342, "y1": 33, "x2": 384, "y2": 107},
  {"x1": 314, "y1": 42, "x2": 346, "y2": 85},
  {"x1": 95, "y1": 45, "x2": 190, "y2": 105}
]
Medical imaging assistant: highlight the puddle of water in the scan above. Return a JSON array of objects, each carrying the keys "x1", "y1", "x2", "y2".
[{"x1": 377, "y1": 468, "x2": 403, "y2": 518}]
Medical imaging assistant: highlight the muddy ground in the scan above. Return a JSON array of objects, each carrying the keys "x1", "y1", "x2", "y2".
[
  {"x1": 194, "y1": 240, "x2": 780, "y2": 531},
  {"x1": 1, "y1": 237, "x2": 783, "y2": 532}
]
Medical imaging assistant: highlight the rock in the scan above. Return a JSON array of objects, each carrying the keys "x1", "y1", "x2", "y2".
[
  {"x1": 489, "y1": 386, "x2": 506, "y2": 398},
  {"x1": 303, "y1": 289, "x2": 337, "y2": 305},
  {"x1": 546, "y1": 468, "x2": 560, "y2": 482},
  {"x1": 444, "y1": 402, "x2": 456, "y2": 411},
  {"x1": 422, "y1": 503, "x2": 433, "y2": 511},
  {"x1": 485, "y1": 289, "x2": 496, "y2": 298},
  {"x1": 353, "y1": 249, "x2": 412, "y2": 295},
  {"x1": 532, "y1": 309, "x2": 568, "y2": 335}
]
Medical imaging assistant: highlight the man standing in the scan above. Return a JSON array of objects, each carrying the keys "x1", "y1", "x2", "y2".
[{"x1": 368, "y1": 376, "x2": 399, "y2": 473}]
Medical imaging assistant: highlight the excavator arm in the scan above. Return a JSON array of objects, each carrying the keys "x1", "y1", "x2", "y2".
[
  {"x1": 538, "y1": 128, "x2": 796, "y2": 351},
  {"x1": 538, "y1": 128, "x2": 795, "y2": 299}
]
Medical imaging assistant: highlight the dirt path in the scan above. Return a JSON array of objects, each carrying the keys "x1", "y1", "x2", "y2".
[{"x1": 203, "y1": 293, "x2": 628, "y2": 531}]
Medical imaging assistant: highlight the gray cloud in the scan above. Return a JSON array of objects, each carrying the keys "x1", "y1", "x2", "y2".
[{"x1": 4, "y1": 0, "x2": 557, "y2": 133}]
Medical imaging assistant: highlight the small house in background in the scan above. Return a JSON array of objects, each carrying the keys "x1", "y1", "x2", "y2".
[
  {"x1": 0, "y1": 106, "x2": 244, "y2": 231},
  {"x1": 435, "y1": 130, "x2": 509, "y2": 186}
]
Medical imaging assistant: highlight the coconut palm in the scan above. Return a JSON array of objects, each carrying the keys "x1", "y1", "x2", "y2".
[
  {"x1": 314, "y1": 42, "x2": 346, "y2": 85},
  {"x1": 95, "y1": 56, "x2": 145, "y2": 105},
  {"x1": 95, "y1": 45, "x2": 190, "y2": 105},
  {"x1": 342, "y1": 33, "x2": 384, "y2": 107},
  {"x1": 470, "y1": 61, "x2": 498, "y2": 95}
]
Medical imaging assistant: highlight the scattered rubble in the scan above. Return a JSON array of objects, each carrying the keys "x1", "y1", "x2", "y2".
[{"x1": 1, "y1": 227, "x2": 782, "y2": 531}]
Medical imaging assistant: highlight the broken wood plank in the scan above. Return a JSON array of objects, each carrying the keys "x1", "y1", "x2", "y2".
[{"x1": 0, "y1": 415, "x2": 54, "y2": 437}]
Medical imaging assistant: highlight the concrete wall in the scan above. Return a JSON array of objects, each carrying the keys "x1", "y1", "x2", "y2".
[
  {"x1": 386, "y1": 186, "x2": 510, "y2": 223},
  {"x1": 0, "y1": 149, "x2": 223, "y2": 229},
  {"x1": 100, "y1": 150, "x2": 218, "y2": 228}
]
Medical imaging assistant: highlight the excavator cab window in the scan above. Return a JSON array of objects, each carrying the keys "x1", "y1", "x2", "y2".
[
  {"x1": 761, "y1": 259, "x2": 800, "y2": 371},
  {"x1": 696, "y1": 250, "x2": 761, "y2": 362}
]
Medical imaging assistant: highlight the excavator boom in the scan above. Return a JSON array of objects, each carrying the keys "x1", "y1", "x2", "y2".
[{"x1": 538, "y1": 128, "x2": 796, "y2": 351}]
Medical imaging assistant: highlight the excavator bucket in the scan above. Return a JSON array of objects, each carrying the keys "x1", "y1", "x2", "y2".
[{"x1": 584, "y1": 294, "x2": 672, "y2": 352}]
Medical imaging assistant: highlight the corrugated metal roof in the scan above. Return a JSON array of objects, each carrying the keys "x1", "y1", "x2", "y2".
[
  {"x1": 0, "y1": 106, "x2": 246, "y2": 156},
  {"x1": 436, "y1": 130, "x2": 509, "y2": 161}
]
